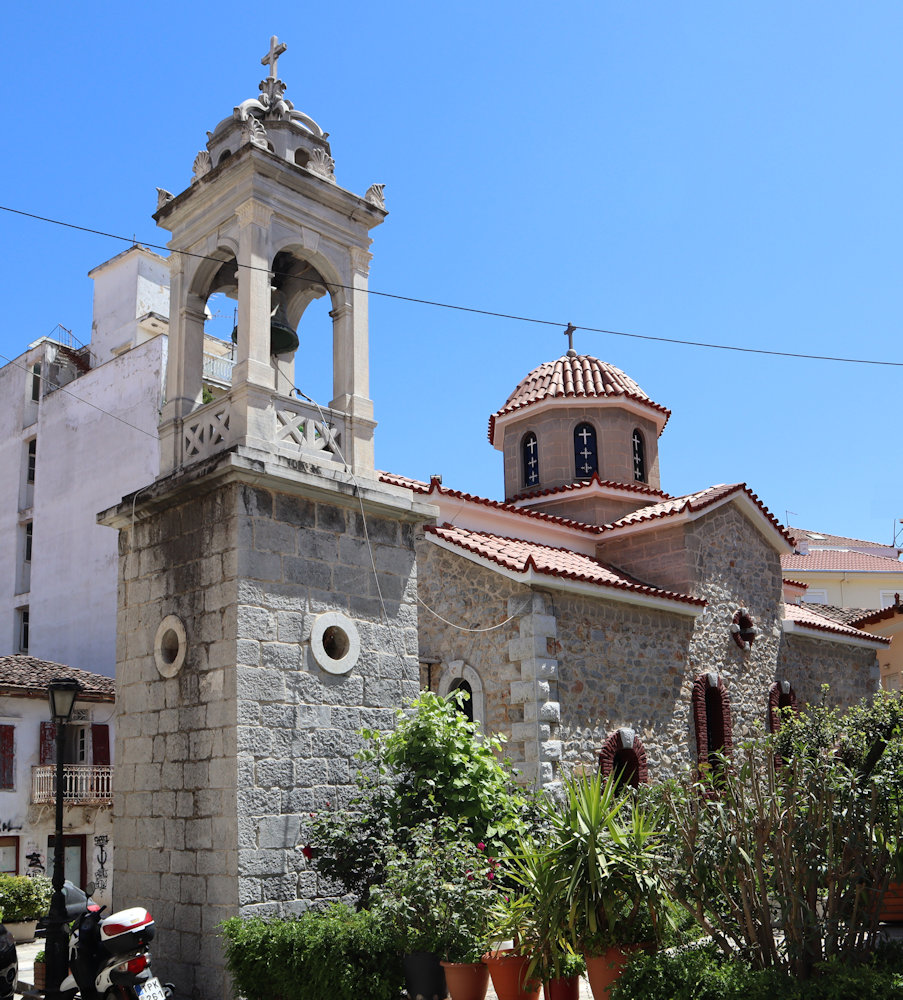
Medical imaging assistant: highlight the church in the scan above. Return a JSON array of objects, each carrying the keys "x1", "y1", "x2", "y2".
[{"x1": 94, "y1": 38, "x2": 883, "y2": 998}]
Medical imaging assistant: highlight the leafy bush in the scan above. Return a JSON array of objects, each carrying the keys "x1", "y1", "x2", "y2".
[
  {"x1": 220, "y1": 904, "x2": 402, "y2": 1000},
  {"x1": 660, "y1": 689, "x2": 902, "y2": 978},
  {"x1": 369, "y1": 818, "x2": 499, "y2": 962},
  {"x1": 0, "y1": 875, "x2": 52, "y2": 921},
  {"x1": 309, "y1": 691, "x2": 538, "y2": 905},
  {"x1": 612, "y1": 941, "x2": 903, "y2": 1000}
]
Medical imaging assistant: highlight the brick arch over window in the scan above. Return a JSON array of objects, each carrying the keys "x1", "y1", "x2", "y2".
[
  {"x1": 599, "y1": 728, "x2": 649, "y2": 787},
  {"x1": 692, "y1": 673, "x2": 733, "y2": 769},
  {"x1": 767, "y1": 681, "x2": 799, "y2": 733}
]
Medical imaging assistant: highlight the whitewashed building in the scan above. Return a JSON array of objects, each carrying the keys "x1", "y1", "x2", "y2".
[{"x1": 0, "y1": 656, "x2": 115, "y2": 908}]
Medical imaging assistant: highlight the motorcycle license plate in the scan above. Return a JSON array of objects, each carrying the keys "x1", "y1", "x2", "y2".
[{"x1": 137, "y1": 977, "x2": 168, "y2": 1000}]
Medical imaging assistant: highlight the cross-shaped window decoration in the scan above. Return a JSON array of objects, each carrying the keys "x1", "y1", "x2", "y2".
[
  {"x1": 632, "y1": 429, "x2": 646, "y2": 483},
  {"x1": 522, "y1": 432, "x2": 540, "y2": 487},
  {"x1": 573, "y1": 423, "x2": 598, "y2": 480}
]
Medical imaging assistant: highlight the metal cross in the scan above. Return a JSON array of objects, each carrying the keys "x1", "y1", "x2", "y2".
[
  {"x1": 564, "y1": 323, "x2": 577, "y2": 354},
  {"x1": 261, "y1": 35, "x2": 287, "y2": 79}
]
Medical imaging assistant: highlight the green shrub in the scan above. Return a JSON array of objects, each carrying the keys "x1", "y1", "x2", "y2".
[
  {"x1": 612, "y1": 941, "x2": 903, "y2": 1000},
  {"x1": 220, "y1": 904, "x2": 402, "y2": 1000},
  {"x1": 0, "y1": 875, "x2": 52, "y2": 921}
]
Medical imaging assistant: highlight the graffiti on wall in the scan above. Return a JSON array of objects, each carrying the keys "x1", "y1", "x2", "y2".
[
  {"x1": 0, "y1": 819, "x2": 22, "y2": 832},
  {"x1": 25, "y1": 849, "x2": 45, "y2": 874},
  {"x1": 93, "y1": 835, "x2": 109, "y2": 891}
]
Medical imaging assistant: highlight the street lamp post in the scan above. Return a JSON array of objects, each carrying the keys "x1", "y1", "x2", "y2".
[{"x1": 45, "y1": 678, "x2": 81, "y2": 1000}]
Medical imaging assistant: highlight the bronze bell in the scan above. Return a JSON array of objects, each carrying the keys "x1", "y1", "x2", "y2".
[{"x1": 231, "y1": 286, "x2": 299, "y2": 356}]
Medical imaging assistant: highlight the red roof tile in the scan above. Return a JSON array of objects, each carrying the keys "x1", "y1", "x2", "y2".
[
  {"x1": 488, "y1": 354, "x2": 670, "y2": 444},
  {"x1": 379, "y1": 472, "x2": 606, "y2": 535},
  {"x1": 0, "y1": 655, "x2": 115, "y2": 700},
  {"x1": 598, "y1": 483, "x2": 795, "y2": 547},
  {"x1": 789, "y1": 527, "x2": 900, "y2": 558},
  {"x1": 510, "y1": 472, "x2": 670, "y2": 503},
  {"x1": 781, "y1": 551, "x2": 903, "y2": 573},
  {"x1": 425, "y1": 523, "x2": 704, "y2": 607},
  {"x1": 783, "y1": 604, "x2": 889, "y2": 644},
  {"x1": 848, "y1": 603, "x2": 903, "y2": 628}
]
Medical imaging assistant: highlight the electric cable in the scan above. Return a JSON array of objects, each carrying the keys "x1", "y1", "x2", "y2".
[{"x1": 2, "y1": 203, "x2": 902, "y2": 369}]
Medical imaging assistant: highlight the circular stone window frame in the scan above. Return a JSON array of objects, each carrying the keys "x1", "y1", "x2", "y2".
[
  {"x1": 154, "y1": 614, "x2": 187, "y2": 678},
  {"x1": 310, "y1": 611, "x2": 361, "y2": 675}
]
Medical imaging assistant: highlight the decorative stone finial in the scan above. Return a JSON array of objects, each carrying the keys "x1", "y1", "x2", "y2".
[
  {"x1": 308, "y1": 147, "x2": 336, "y2": 182},
  {"x1": 242, "y1": 117, "x2": 269, "y2": 149},
  {"x1": 365, "y1": 183, "x2": 386, "y2": 210},
  {"x1": 156, "y1": 187, "x2": 175, "y2": 209},
  {"x1": 261, "y1": 35, "x2": 287, "y2": 80},
  {"x1": 192, "y1": 150, "x2": 212, "y2": 183}
]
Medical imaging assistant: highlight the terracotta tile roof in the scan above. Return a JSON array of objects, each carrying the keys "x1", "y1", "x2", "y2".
[
  {"x1": 598, "y1": 483, "x2": 795, "y2": 547},
  {"x1": 510, "y1": 472, "x2": 670, "y2": 503},
  {"x1": 0, "y1": 655, "x2": 115, "y2": 700},
  {"x1": 782, "y1": 577, "x2": 808, "y2": 590},
  {"x1": 425, "y1": 523, "x2": 705, "y2": 608},
  {"x1": 488, "y1": 354, "x2": 670, "y2": 444},
  {"x1": 378, "y1": 472, "x2": 606, "y2": 535},
  {"x1": 789, "y1": 527, "x2": 900, "y2": 558},
  {"x1": 801, "y1": 604, "x2": 877, "y2": 627},
  {"x1": 781, "y1": 551, "x2": 903, "y2": 573},
  {"x1": 783, "y1": 604, "x2": 890, "y2": 644},
  {"x1": 847, "y1": 603, "x2": 903, "y2": 628}
]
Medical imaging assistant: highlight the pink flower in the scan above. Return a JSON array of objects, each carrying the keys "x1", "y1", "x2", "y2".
[
  {"x1": 301, "y1": 845, "x2": 314, "y2": 860},
  {"x1": 487, "y1": 872, "x2": 495, "y2": 880},
  {"x1": 477, "y1": 842, "x2": 485, "y2": 851}
]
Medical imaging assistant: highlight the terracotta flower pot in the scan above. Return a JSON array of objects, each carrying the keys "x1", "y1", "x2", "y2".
[
  {"x1": 403, "y1": 950, "x2": 447, "y2": 1000},
  {"x1": 542, "y1": 975, "x2": 580, "y2": 1000},
  {"x1": 483, "y1": 951, "x2": 540, "y2": 1000},
  {"x1": 584, "y1": 947, "x2": 640, "y2": 1000},
  {"x1": 441, "y1": 960, "x2": 490, "y2": 1000},
  {"x1": 879, "y1": 880, "x2": 903, "y2": 922}
]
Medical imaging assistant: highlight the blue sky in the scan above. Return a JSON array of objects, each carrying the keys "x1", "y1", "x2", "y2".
[{"x1": 2, "y1": 2, "x2": 902, "y2": 545}]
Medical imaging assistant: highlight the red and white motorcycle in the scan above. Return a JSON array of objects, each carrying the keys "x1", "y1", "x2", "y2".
[{"x1": 59, "y1": 882, "x2": 172, "y2": 1000}]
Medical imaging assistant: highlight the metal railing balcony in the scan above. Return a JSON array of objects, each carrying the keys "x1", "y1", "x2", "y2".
[{"x1": 31, "y1": 765, "x2": 113, "y2": 805}]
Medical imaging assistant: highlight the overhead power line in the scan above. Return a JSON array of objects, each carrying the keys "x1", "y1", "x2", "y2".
[{"x1": 2, "y1": 202, "x2": 902, "y2": 368}]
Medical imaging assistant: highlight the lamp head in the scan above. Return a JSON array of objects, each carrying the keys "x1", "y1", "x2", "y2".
[{"x1": 48, "y1": 678, "x2": 81, "y2": 725}]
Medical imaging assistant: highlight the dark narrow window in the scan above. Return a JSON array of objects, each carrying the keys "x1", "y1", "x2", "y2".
[
  {"x1": 26, "y1": 440, "x2": 36, "y2": 484},
  {"x1": 449, "y1": 679, "x2": 474, "y2": 723},
  {"x1": 599, "y1": 729, "x2": 649, "y2": 787},
  {"x1": 632, "y1": 429, "x2": 646, "y2": 482},
  {"x1": 574, "y1": 423, "x2": 598, "y2": 479},
  {"x1": 24, "y1": 523, "x2": 32, "y2": 563},
  {"x1": 693, "y1": 674, "x2": 733, "y2": 774},
  {"x1": 0, "y1": 726, "x2": 14, "y2": 789},
  {"x1": 522, "y1": 432, "x2": 540, "y2": 488},
  {"x1": 31, "y1": 364, "x2": 41, "y2": 402},
  {"x1": 18, "y1": 608, "x2": 29, "y2": 653},
  {"x1": 768, "y1": 682, "x2": 799, "y2": 733}
]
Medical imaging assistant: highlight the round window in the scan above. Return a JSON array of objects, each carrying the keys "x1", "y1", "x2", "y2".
[
  {"x1": 154, "y1": 615, "x2": 187, "y2": 678},
  {"x1": 310, "y1": 612, "x2": 360, "y2": 675}
]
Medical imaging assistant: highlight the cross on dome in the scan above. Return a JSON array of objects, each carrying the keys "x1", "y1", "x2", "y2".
[
  {"x1": 261, "y1": 35, "x2": 287, "y2": 79},
  {"x1": 564, "y1": 323, "x2": 577, "y2": 357}
]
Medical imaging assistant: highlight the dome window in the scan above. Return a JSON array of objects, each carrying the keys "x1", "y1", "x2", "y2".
[
  {"x1": 632, "y1": 429, "x2": 646, "y2": 482},
  {"x1": 522, "y1": 432, "x2": 540, "y2": 488},
  {"x1": 574, "y1": 423, "x2": 598, "y2": 479}
]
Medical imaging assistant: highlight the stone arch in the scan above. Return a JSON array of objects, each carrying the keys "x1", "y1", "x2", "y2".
[
  {"x1": 599, "y1": 728, "x2": 649, "y2": 787},
  {"x1": 437, "y1": 660, "x2": 485, "y2": 729},
  {"x1": 692, "y1": 672, "x2": 733, "y2": 770},
  {"x1": 768, "y1": 680, "x2": 799, "y2": 733}
]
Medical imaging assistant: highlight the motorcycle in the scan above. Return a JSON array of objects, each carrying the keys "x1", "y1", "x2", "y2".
[
  {"x1": 57, "y1": 881, "x2": 172, "y2": 1000},
  {"x1": 0, "y1": 919, "x2": 16, "y2": 1000}
]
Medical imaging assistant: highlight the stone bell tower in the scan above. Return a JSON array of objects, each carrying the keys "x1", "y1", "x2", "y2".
[{"x1": 100, "y1": 38, "x2": 433, "y2": 1000}]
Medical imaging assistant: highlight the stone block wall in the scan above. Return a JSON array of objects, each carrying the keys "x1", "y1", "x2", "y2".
[{"x1": 112, "y1": 464, "x2": 421, "y2": 1000}]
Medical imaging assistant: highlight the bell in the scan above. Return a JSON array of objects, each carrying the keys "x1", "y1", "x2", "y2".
[{"x1": 230, "y1": 287, "x2": 299, "y2": 356}]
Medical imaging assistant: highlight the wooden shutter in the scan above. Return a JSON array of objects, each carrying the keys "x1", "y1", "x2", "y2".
[
  {"x1": 91, "y1": 724, "x2": 110, "y2": 766},
  {"x1": 39, "y1": 721, "x2": 56, "y2": 765},
  {"x1": 0, "y1": 726, "x2": 13, "y2": 789}
]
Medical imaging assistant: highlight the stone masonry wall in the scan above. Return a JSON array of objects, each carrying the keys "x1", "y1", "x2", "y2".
[
  {"x1": 113, "y1": 471, "x2": 421, "y2": 1000},
  {"x1": 234, "y1": 485, "x2": 420, "y2": 920},
  {"x1": 114, "y1": 480, "x2": 240, "y2": 1000},
  {"x1": 779, "y1": 632, "x2": 879, "y2": 708}
]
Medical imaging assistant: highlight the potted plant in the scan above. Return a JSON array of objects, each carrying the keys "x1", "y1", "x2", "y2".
[
  {"x1": 542, "y1": 772, "x2": 664, "y2": 1000},
  {"x1": 0, "y1": 875, "x2": 52, "y2": 943},
  {"x1": 483, "y1": 892, "x2": 541, "y2": 1000},
  {"x1": 32, "y1": 949, "x2": 46, "y2": 991},
  {"x1": 370, "y1": 821, "x2": 497, "y2": 1000}
]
